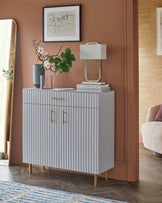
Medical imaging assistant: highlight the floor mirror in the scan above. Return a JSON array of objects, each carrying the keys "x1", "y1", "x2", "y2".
[{"x1": 0, "y1": 19, "x2": 17, "y2": 166}]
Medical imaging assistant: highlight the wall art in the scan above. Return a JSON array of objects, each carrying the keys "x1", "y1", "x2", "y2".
[{"x1": 43, "y1": 5, "x2": 81, "y2": 42}]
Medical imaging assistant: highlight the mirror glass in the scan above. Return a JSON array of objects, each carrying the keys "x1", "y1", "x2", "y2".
[{"x1": 0, "y1": 19, "x2": 17, "y2": 166}]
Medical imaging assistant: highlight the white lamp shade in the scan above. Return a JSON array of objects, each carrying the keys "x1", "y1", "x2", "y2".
[{"x1": 80, "y1": 44, "x2": 107, "y2": 60}]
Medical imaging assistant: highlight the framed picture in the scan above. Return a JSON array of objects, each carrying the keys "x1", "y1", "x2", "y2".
[
  {"x1": 157, "y1": 8, "x2": 162, "y2": 55},
  {"x1": 43, "y1": 5, "x2": 81, "y2": 42}
]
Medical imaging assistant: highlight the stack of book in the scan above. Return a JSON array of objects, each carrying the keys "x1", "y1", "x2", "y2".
[{"x1": 76, "y1": 82, "x2": 110, "y2": 92}]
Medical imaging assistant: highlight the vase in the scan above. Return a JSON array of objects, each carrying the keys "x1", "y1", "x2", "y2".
[{"x1": 33, "y1": 64, "x2": 45, "y2": 88}]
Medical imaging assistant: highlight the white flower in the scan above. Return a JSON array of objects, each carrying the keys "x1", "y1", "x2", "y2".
[
  {"x1": 44, "y1": 60, "x2": 51, "y2": 70},
  {"x1": 38, "y1": 47, "x2": 45, "y2": 54}
]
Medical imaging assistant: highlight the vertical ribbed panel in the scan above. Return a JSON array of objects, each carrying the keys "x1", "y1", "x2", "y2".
[{"x1": 23, "y1": 89, "x2": 114, "y2": 175}]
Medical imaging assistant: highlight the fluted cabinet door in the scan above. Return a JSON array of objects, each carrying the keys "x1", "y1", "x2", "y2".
[
  {"x1": 61, "y1": 107, "x2": 99, "y2": 174},
  {"x1": 51, "y1": 106, "x2": 67, "y2": 169},
  {"x1": 23, "y1": 104, "x2": 62, "y2": 168},
  {"x1": 23, "y1": 104, "x2": 51, "y2": 166}
]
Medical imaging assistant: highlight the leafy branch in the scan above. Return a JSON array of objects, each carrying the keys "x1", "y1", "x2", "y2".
[
  {"x1": 49, "y1": 48, "x2": 75, "y2": 74},
  {"x1": 32, "y1": 40, "x2": 75, "y2": 74}
]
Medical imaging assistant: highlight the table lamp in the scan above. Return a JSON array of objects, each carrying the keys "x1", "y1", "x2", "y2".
[{"x1": 80, "y1": 42, "x2": 107, "y2": 83}]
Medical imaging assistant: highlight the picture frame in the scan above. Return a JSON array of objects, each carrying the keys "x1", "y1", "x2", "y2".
[
  {"x1": 43, "y1": 5, "x2": 81, "y2": 42},
  {"x1": 157, "y1": 8, "x2": 162, "y2": 55}
]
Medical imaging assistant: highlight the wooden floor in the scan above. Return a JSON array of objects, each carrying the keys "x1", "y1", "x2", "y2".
[{"x1": 0, "y1": 144, "x2": 162, "y2": 203}]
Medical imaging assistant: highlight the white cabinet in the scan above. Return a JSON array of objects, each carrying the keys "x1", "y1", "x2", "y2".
[{"x1": 23, "y1": 89, "x2": 115, "y2": 185}]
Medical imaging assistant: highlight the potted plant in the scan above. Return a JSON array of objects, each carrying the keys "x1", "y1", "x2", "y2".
[{"x1": 32, "y1": 40, "x2": 75, "y2": 88}]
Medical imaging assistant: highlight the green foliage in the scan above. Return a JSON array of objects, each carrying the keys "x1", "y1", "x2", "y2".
[
  {"x1": 2, "y1": 66, "x2": 14, "y2": 83},
  {"x1": 49, "y1": 57, "x2": 54, "y2": 63},
  {"x1": 53, "y1": 57, "x2": 61, "y2": 65},
  {"x1": 1, "y1": 49, "x2": 15, "y2": 83},
  {"x1": 49, "y1": 48, "x2": 75, "y2": 74},
  {"x1": 32, "y1": 40, "x2": 75, "y2": 74}
]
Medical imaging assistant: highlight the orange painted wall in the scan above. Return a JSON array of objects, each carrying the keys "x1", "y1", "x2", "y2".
[{"x1": 0, "y1": 0, "x2": 138, "y2": 181}]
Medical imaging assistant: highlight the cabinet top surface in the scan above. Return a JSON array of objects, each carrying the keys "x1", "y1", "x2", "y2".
[{"x1": 23, "y1": 88, "x2": 114, "y2": 94}]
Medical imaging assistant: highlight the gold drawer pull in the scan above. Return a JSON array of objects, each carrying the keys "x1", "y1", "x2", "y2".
[
  {"x1": 63, "y1": 110, "x2": 65, "y2": 125},
  {"x1": 51, "y1": 98, "x2": 64, "y2": 100},
  {"x1": 51, "y1": 109, "x2": 54, "y2": 123}
]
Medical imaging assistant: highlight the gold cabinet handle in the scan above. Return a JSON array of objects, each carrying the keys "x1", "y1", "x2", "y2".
[
  {"x1": 63, "y1": 110, "x2": 65, "y2": 125},
  {"x1": 51, "y1": 98, "x2": 64, "y2": 100},
  {"x1": 51, "y1": 109, "x2": 54, "y2": 123}
]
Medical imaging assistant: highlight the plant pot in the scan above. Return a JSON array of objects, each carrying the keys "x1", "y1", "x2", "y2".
[{"x1": 33, "y1": 64, "x2": 45, "y2": 88}]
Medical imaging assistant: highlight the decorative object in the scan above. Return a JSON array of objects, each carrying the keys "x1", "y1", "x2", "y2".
[
  {"x1": 32, "y1": 40, "x2": 75, "y2": 74},
  {"x1": 32, "y1": 40, "x2": 75, "y2": 87},
  {"x1": 157, "y1": 8, "x2": 162, "y2": 55},
  {"x1": 0, "y1": 180, "x2": 126, "y2": 203},
  {"x1": 141, "y1": 104, "x2": 162, "y2": 156},
  {"x1": 43, "y1": 5, "x2": 81, "y2": 42},
  {"x1": 80, "y1": 42, "x2": 107, "y2": 82},
  {"x1": 44, "y1": 75, "x2": 52, "y2": 89},
  {"x1": 33, "y1": 64, "x2": 45, "y2": 88},
  {"x1": 40, "y1": 75, "x2": 45, "y2": 89},
  {"x1": 23, "y1": 88, "x2": 115, "y2": 186}
]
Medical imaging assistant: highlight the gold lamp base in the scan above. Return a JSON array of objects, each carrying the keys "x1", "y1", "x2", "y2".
[{"x1": 85, "y1": 60, "x2": 102, "y2": 83}]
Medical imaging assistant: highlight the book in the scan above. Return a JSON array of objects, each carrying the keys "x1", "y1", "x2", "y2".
[
  {"x1": 76, "y1": 83, "x2": 110, "y2": 92},
  {"x1": 76, "y1": 84, "x2": 109, "y2": 89},
  {"x1": 77, "y1": 86, "x2": 110, "y2": 92},
  {"x1": 82, "y1": 82, "x2": 106, "y2": 85},
  {"x1": 52, "y1": 88, "x2": 75, "y2": 91}
]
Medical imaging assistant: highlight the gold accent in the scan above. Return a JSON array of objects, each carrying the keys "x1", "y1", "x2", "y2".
[
  {"x1": 63, "y1": 110, "x2": 65, "y2": 125},
  {"x1": 86, "y1": 42, "x2": 99, "y2": 45},
  {"x1": 85, "y1": 59, "x2": 102, "y2": 83},
  {"x1": 8, "y1": 20, "x2": 17, "y2": 165},
  {"x1": 51, "y1": 109, "x2": 54, "y2": 124},
  {"x1": 94, "y1": 174, "x2": 97, "y2": 186},
  {"x1": 42, "y1": 166, "x2": 45, "y2": 171},
  {"x1": 105, "y1": 170, "x2": 108, "y2": 181},
  {"x1": 51, "y1": 98, "x2": 64, "y2": 100},
  {"x1": 84, "y1": 42, "x2": 102, "y2": 83},
  {"x1": 29, "y1": 164, "x2": 32, "y2": 175}
]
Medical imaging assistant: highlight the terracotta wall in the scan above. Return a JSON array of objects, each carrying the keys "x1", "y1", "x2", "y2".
[
  {"x1": 139, "y1": 0, "x2": 162, "y2": 133},
  {"x1": 0, "y1": 0, "x2": 138, "y2": 181}
]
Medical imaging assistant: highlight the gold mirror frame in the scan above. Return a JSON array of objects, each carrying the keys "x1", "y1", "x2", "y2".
[
  {"x1": 9, "y1": 19, "x2": 17, "y2": 166},
  {"x1": 1, "y1": 19, "x2": 17, "y2": 165}
]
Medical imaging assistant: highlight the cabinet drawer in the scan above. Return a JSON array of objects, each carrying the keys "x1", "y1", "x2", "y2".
[{"x1": 23, "y1": 89, "x2": 99, "y2": 108}]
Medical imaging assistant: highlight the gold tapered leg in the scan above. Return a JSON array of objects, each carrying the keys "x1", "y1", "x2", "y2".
[
  {"x1": 94, "y1": 174, "x2": 97, "y2": 186},
  {"x1": 29, "y1": 164, "x2": 32, "y2": 175},
  {"x1": 105, "y1": 170, "x2": 108, "y2": 181},
  {"x1": 42, "y1": 166, "x2": 45, "y2": 171}
]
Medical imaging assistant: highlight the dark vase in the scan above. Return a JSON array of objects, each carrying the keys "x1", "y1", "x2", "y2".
[{"x1": 33, "y1": 64, "x2": 45, "y2": 88}]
